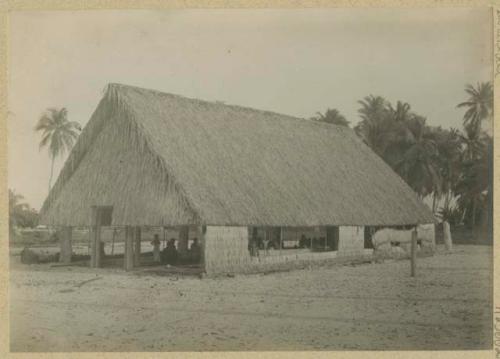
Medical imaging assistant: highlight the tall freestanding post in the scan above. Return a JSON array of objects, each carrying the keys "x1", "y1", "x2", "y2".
[
  {"x1": 443, "y1": 221, "x2": 453, "y2": 251},
  {"x1": 134, "y1": 227, "x2": 141, "y2": 267},
  {"x1": 411, "y1": 227, "x2": 417, "y2": 277},
  {"x1": 59, "y1": 226, "x2": 73, "y2": 264},
  {"x1": 178, "y1": 226, "x2": 189, "y2": 255}
]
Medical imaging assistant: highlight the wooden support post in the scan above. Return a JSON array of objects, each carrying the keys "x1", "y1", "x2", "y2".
[
  {"x1": 199, "y1": 225, "x2": 206, "y2": 271},
  {"x1": 59, "y1": 227, "x2": 73, "y2": 264},
  {"x1": 95, "y1": 227, "x2": 102, "y2": 269},
  {"x1": 134, "y1": 226, "x2": 141, "y2": 267},
  {"x1": 178, "y1": 226, "x2": 189, "y2": 254},
  {"x1": 89, "y1": 227, "x2": 95, "y2": 268},
  {"x1": 90, "y1": 207, "x2": 102, "y2": 268},
  {"x1": 279, "y1": 227, "x2": 283, "y2": 255},
  {"x1": 111, "y1": 228, "x2": 117, "y2": 256},
  {"x1": 411, "y1": 228, "x2": 417, "y2": 277},
  {"x1": 124, "y1": 226, "x2": 135, "y2": 271},
  {"x1": 443, "y1": 221, "x2": 452, "y2": 251},
  {"x1": 89, "y1": 217, "x2": 95, "y2": 267}
]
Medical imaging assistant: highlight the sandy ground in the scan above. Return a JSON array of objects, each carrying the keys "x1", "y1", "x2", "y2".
[{"x1": 9, "y1": 244, "x2": 492, "y2": 352}]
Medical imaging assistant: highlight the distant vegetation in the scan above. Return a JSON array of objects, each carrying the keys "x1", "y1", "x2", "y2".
[
  {"x1": 9, "y1": 189, "x2": 39, "y2": 233},
  {"x1": 314, "y1": 82, "x2": 492, "y2": 231},
  {"x1": 10, "y1": 107, "x2": 81, "y2": 236},
  {"x1": 311, "y1": 108, "x2": 350, "y2": 127}
]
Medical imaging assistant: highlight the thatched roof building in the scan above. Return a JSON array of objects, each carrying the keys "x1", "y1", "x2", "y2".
[{"x1": 40, "y1": 83, "x2": 434, "y2": 227}]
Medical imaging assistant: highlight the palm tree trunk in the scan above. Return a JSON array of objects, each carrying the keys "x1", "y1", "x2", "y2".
[
  {"x1": 472, "y1": 197, "x2": 477, "y2": 242},
  {"x1": 48, "y1": 156, "x2": 55, "y2": 192},
  {"x1": 472, "y1": 198, "x2": 477, "y2": 228},
  {"x1": 444, "y1": 188, "x2": 451, "y2": 212}
]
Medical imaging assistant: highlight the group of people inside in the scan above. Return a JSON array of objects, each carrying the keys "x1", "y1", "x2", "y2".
[
  {"x1": 298, "y1": 234, "x2": 330, "y2": 249},
  {"x1": 248, "y1": 229, "x2": 278, "y2": 257},
  {"x1": 151, "y1": 234, "x2": 201, "y2": 265},
  {"x1": 248, "y1": 232, "x2": 331, "y2": 257}
]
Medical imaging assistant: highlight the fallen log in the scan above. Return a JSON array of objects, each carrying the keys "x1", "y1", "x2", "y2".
[{"x1": 20, "y1": 247, "x2": 60, "y2": 264}]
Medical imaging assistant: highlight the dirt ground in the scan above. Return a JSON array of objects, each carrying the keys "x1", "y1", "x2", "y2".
[{"x1": 9, "y1": 244, "x2": 492, "y2": 352}]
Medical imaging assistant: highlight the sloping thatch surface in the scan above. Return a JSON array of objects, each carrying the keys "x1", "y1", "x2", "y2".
[{"x1": 40, "y1": 83, "x2": 435, "y2": 226}]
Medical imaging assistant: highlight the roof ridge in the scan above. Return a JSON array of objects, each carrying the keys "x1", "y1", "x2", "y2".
[{"x1": 107, "y1": 82, "x2": 331, "y2": 126}]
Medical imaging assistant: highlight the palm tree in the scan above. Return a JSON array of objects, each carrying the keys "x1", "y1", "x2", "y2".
[
  {"x1": 388, "y1": 101, "x2": 411, "y2": 123},
  {"x1": 455, "y1": 130, "x2": 492, "y2": 230},
  {"x1": 382, "y1": 101, "x2": 417, "y2": 168},
  {"x1": 455, "y1": 154, "x2": 489, "y2": 229},
  {"x1": 459, "y1": 122, "x2": 485, "y2": 162},
  {"x1": 393, "y1": 116, "x2": 441, "y2": 198},
  {"x1": 354, "y1": 95, "x2": 396, "y2": 157},
  {"x1": 35, "y1": 108, "x2": 80, "y2": 191},
  {"x1": 454, "y1": 82, "x2": 493, "y2": 233},
  {"x1": 314, "y1": 108, "x2": 350, "y2": 127},
  {"x1": 457, "y1": 82, "x2": 493, "y2": 132},
  {"x1": 357, "y1": 95, "x2": 388, "y2": 123},
  {"x1": 431, "y1": 127, "x2": 462, "y2": 213}
]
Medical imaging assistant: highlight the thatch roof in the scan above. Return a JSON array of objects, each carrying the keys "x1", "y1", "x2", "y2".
[{"x1": 40, "y1": 83, "x2": 435, "y2": 227}]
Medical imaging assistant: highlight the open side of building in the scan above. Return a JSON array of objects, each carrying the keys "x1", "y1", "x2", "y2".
[{"x1": 39, "y1": 83, "x2": 436, "y2": 274}]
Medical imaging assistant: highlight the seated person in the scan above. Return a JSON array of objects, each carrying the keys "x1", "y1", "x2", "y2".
[
  {"x1": 189, "y1": 238, "x2": 201, "y2": 263},
  {"x1": 99, "y1": 241, "x2": 106, "y2": 259},
  {"x1": 299, "y1": 234, "x2": 307, "y2": 248},
  {"x1": 151, "y1": 234, "x2": 161, "y2": 262},
  {"x1": 262, "y1": 237, "x2": 270, "y2": 254},
  {"x1": 161, "y1": 238, "x2": 178, "y2": 265}
]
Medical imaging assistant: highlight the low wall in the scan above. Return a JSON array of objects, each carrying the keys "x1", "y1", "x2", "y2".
[
  {"x1": 204, "y1": 226, "x2": 251, "y2": 274},
  {"x1": 204, "y1": 225, "x2": 372, "y2": 275},
  {"x1": 338, "y1": 226, "x2": 365, "y2": 257}
]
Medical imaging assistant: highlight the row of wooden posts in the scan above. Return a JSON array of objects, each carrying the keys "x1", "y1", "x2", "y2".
[
  {"x1": 90, "y1": 226, "x2": 143, "y2": 270},
  {"x1": 56, "y1": 222, "x2": 421, "y2": 276},
  {"x1": 58, "y1": 226, "x2": 143, "y2": 271},
  {"x1": 58, "y1": 223, "x2": 202, "y2": 271}
]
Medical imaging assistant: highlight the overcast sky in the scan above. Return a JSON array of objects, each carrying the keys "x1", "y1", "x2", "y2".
[{"x1": 8, "y1": 8, "x2": 492, "y2": 210}]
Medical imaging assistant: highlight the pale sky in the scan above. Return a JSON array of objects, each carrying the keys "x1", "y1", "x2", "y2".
[{"x1": 8, "y1": 8, "x2": 492, "y2": 210}]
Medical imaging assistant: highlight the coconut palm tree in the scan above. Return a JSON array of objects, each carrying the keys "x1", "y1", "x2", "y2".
[
  {"x1": 357, "y1": 95, "x2": 388, "y2": 123},
  {"x1": 454, "y1": 147, "x2": 490, "y2": 229},
  {"x1": 35, "y1": 108, "x2": 81, "y2": 191},
  {"x1": 314, "y1": 108, "x2": 350, "y2": 127},
  {"x1": 457, "y1": 82, "x2": 493, "y2": 132},
  {"x1": 354, "y1": 95, "x2": 396, "y2": 157},
  {"x1": 459, "y1": 122, "x2": 485, "y2": 162},
  {"x1": 431, "y1": 127, "x2": 462, "y2": 213},
  {"x1": 388, "y1": 101, "x2": 411, "y2": 123},
  {"x1": 455, "y1": 127, "x2": 492, "y2": 229},
  {"x1": 393, "y1": 116, "x2": 441, "y2": 198}
]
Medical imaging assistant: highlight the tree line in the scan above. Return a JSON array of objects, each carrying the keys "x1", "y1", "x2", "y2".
[{"x1": 312, "y1": 82, "x2": 493, "y2": 230}]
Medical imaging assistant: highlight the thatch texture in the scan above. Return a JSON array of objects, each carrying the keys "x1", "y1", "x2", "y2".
[
  {"x1": 204, "y1": 226, "x2": 251, "y2": 274},
  {"x1": 337, "y1": 227, "x2": 365, "y2": 257},
  {"x1": 40, "y1": 83, "x2": 435, "y2": 226}
]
